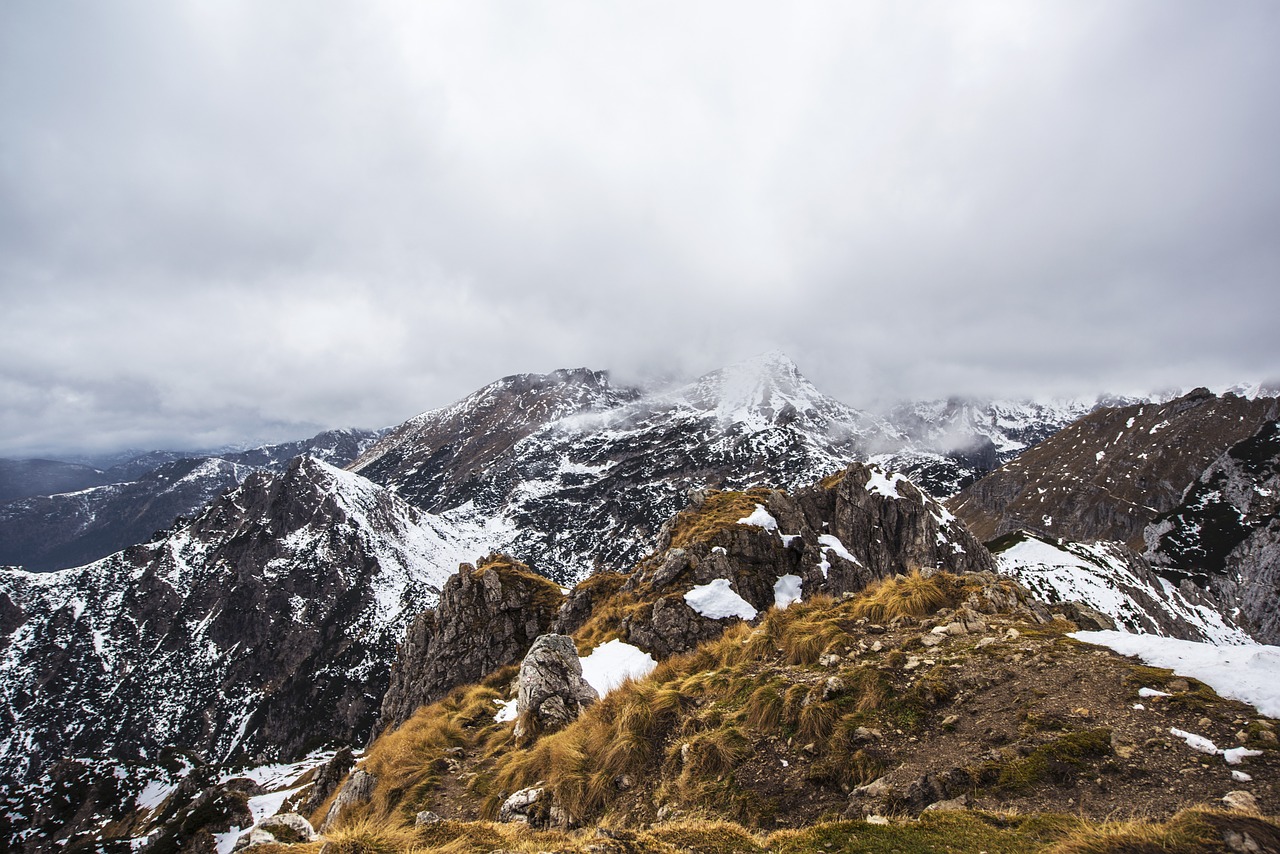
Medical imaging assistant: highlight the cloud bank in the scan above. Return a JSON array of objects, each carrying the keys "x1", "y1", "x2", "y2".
[{"x1": 3, "y1": 1, "x2": 1278, "y2": 456}]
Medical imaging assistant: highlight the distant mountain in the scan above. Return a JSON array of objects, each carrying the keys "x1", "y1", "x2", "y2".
[
  {"x1": 946, "y1": 390, "x2": 1280, "y2": 644},
  {"x1": 0, "y1": 457, "x2": 487, "y2": 845},
  {"x1": 0, "y1": 428, "x2": 384, "y2": 573},
  {"x1": 0, "y1": 459, "x2": 112, "y2": 504},
  {"x1": 352, "y1": 354, "x2": 1094, "y2": 584},
  {"x1": 949, "y1": 388, "x2": 1280, "y2": 549}
]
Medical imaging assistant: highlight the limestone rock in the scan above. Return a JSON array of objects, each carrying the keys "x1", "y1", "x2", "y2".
[
  {"x1": 257, "y1": 813, "x2": 315, "y2": 843},
  {"x1": 514, "y1": 634, "x2": 598, "y2": 741},
  {"x1": 371, "y1": 555, "x2": 564, "y2": 739},
  {"x1": 497, "y1": 785, "x2": 570, "y2": 829},
  {"x1": 298, "y1": 747, "x2": 356, "y2": 817},
  {"x1": 1223, "y1": 790, "x2": 1261, "y2": 815},
  {"x1": 321, "y1": 769, "x2": 377, "y2": 832}
]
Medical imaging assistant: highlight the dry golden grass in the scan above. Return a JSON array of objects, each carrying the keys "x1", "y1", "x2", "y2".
[
  {"x1": 1042, "y1": 807, "x2": 1280, "y2": 854},
  {"x1": 848, "y1": 570, "x2": 958, "y2": 623},
  {"x1": 668, "y1": 489, "x2": 777, "y2": 550},
  {"x1": 468, "y1": 554, "x2": 565, "y2": 615}
]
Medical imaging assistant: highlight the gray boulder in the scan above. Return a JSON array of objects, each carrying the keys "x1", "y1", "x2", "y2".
[
  {"x1": 320, "y1": 768, "x2": 377, "y2": 832},
  {"x1": 513, "y1": 634, "x2": 598, "y2": 742}
]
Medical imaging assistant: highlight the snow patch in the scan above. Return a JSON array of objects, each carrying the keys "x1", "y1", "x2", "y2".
[
  {"x1": 579, "y1": 639, "x2": 658, "y2": 696},
  {"x1": 737, "y1": 505, "x2": 778, "y2": 532},
  {"x1": 773, "y1": 575, "x2": 802, "y2": 610},
  {"x1": 1072, "y1": 630, "x2": 1280, "y2": 716},
  {"x1": 684, "y1": 579, "x2": 758, "y2": 620}
]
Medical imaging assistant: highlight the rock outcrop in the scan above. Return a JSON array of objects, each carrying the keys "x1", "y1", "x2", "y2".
[
  {"x1": 372, "y1": 556, "x2": 565, "y2": 739},
  {"x1": 587, "y1": 463, "x2": 996, "y2": 658},
  {"x1": 321, "y1": 769, "x2": 377, "y2": 832},
  {"x1": 513, "y1": 634, "x2": 598, "y2": 742}
]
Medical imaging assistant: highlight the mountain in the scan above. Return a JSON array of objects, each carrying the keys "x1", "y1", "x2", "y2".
[
  {"x1": 0, "y1": 428, "x2": 384, "y2": 573},
  {"x1": 0, "y1": 459, "x2": 113, "y2": 504},
  {"x1": 352, "y1": 353, "x2": 1085, "y2": 585},
  {"x1": 873, "y1": 396, "x2": 1095, "y2": 495},
  {"x1": 949, "y1": 388, "x2": 1280, "y2": 549},
  {"x1": 123, "y1": 463, "x2": 1278, "y2": 852},
  {"x1": 1145, "y1": 419, "x2": 1280, "y2": 643},
  {"x1": 0, "y1": 457, "x2": 489, "y2": 847}
]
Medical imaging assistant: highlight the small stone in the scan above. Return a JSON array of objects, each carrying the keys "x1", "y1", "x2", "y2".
[
  {"x1": 1003, "y1": 629, "x2": 1020, "y2": 641},
  {"x1": 930, "y1": 625, "x2": 950, "y2": 636},
  {"x1": 866, "y1": 815, "x2": 890, "y2": 825},
  {"x1": 870, "y1": 640, "x2": 884, "y2": 652},
  {"x1": 904, "y1": 656, "x2": 922, "y2": 670},
  {"x1": 1257, "y1": 730, "x2": 1277, "y2": 744},
  {"x1": 920, "y1": 634, "x2": 944, "y2": 648},
  {"x1": 923, "y1": 794, "x2": 969, "y2": 812},
  {"x1": 941, "y1": 714, "x2": 959, "y2": 727},
  {"x1": 415, "y1": 811, "x2": 442, "y2": 826},
  {"x1": 1222, "y1": 790, "x2": 1260, "y2": 815},
  {"x1": 803, "y1": 742, "x2": 818, "y2": 754},
  {"x1": 823, "y1": 676, "x2": 846, "y2": 700},
  {"x1": 853, "y1": 726, "x2": 882, "y2": 742},
  {"x1": 854, "y1": 777, "x2": 892, "y2": 797},
  {"x1": 945, "y1": 622, "x2": 966, "y2": 636},
  {"x1": 1167, "y1": 679, "x2": 1190, "y2": 693},
  {"x1": 819, "y1": 653, "x2": 842, "y2": 668},
  {"x1": 1198, "y1": 717, "x2": 1213, "y2": 729},
  {"x1": 975, "y1": 637, "x2": 997, "y2": 649}
]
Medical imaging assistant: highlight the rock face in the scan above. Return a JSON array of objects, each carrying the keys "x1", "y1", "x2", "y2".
[
  {"x1": 321, "y1": 769, "x2": 378, "y2": 832},
  {"x1": 513, "y1": 634, "x2": 598, "y2": 742},
  {"x1": 581, "y1": 462, "x2": 995, "y2": 659},
  {"x1": 371, "y1": 556, "x2": 565, "y2": 739},
  {"x1": 1146, "y1": 420, "x2": 1280, "y2": 643},
  {"x1": 0, "y1": 458, "x2": 484, "y2": 851},
  {"x1": 950, "y1": 389, "x2": 1279, "y2": 549}
]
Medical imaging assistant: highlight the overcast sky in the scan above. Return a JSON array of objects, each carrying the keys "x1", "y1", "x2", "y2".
[{"x1": 3, "y1": 1, "x2": 1278, "y2": 458}]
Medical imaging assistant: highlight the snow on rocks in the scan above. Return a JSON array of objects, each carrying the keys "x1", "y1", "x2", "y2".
[
  {"x1": 737, "y1": 504, "x2": 779, "y2": 532},
  {"x1": 1072, "y1": 629, "x2": 1280, "y2": 716},
  {"x1": 684, "y1": 578, "x2": 758, "y2": 620}
]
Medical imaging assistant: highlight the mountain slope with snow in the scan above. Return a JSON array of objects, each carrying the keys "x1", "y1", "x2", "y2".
[{"x1": 0, "y1": 458, "x2": 490, "y2": 843}]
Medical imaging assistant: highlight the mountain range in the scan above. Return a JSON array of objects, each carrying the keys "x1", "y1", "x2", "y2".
[{"x1": 1, "y1": 353, "x2": 1277, "y2": 852}]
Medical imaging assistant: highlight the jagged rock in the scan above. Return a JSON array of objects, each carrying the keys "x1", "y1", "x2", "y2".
[
  {"x1": 624, "y1": 595, "x2": 738, "y2": 658},
  {"x1": 257, "y1": 813, "x2": 315, "y2": 843},
  {"x1": 514, "y1": 634, "x2": 598, "y2": 741},
  {"x1": 299, "y1": 747, "x2": 356, "y2": 816},
  {"x1": 321, "y1": 769, "x2": 377, "y2": 832},
  {"x1": 923, "y1": 794, "x2": 969, "y2": 812},
  {"x1": 613, "y1": 463, "x2": 996, "y2": 658},
  {"x1": 372, "y1": 556, "x2": 564, "y2": 739},
  {"x1": 497, "y1": 784, "x2": 570, "y2": 829},
  {"x1": 415, "y1": 810, "x2": 442, "y2": 826}
]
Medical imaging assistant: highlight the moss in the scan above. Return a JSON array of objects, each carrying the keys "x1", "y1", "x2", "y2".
[{"x1": 982, "y1": 728, "x2": 1113, "y2": 793}]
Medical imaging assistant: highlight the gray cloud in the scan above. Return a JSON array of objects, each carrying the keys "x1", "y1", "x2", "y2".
[{"x1": 2, "y1": 1, "x2": 1278, "y2": 457}]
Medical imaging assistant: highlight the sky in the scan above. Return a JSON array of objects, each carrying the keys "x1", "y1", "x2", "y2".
[{"x1": 2, "y1": 1, "x2": 1279, "y2": 458}]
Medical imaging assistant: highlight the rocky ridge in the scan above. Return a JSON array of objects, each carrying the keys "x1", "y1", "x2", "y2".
[{"x1": 354, "y1": 354, "x2": 1084, "y2": 584}]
